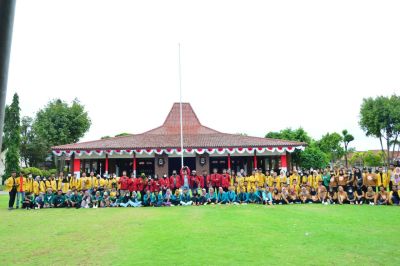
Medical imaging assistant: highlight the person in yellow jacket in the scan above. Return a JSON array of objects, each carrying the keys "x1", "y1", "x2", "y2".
[
  {"x1": 255, "y1": 170, "x2": 265, "y2": 187},
  {"x1": 33, "y1": 176, "x2": 40, "y2": 196},
  {"x1": 25, "y1": 174, "x2": 34, "y2": 193},
  {"x1": 313, "y1": 171, "x2": 323, "y2": 189},
  {"x1": 5, "y1": 171, "x2": 19, "y2": 209},
  {"x1": 80, "y1": 172, "x2": 89, "y2": 191},
  {"x1": 245, "y1": 171, "x2": 256, "y2": 191},
  {"x1": 70, "y1": 174, "x2": 81, "y2": 191},
  {"x1": 290, "y1": 170, "x2": 300, "y2": 186},
  {"x1": 46, "y1": 175, "x2": 56, "y2": 191},
  {"x1": 376, "y1": 167, "x2": 389, "y2": 189},
  {"x1": 87, "y1": 172, "x2": 96, "y2": 190},
  {"x1": 236, "y1": 173, "x2": 245, "y2": 187},
  {"x1": 279, "y1": 170, "x2": 287, "y2": 187},
  {"x1": 60, "y1": 174, "x2": 71, "y2": 194},
  {"x1": 39, "y1": 177, "x2": 47, "y2": 193}
]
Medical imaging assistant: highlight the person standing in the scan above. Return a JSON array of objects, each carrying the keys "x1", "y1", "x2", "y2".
[
  {"x1": 5, "y1": 170, "x2": 19, "y2": 210},
  {"x1": 15, "y1": 173, "x2": 27, "y2": 209}
]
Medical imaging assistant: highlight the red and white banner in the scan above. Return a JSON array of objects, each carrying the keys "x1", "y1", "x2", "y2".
[{"x1": 52, "y1": 145, "x2": 305, "y2": 157}]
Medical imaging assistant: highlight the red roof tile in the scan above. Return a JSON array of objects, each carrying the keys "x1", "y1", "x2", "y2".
[{"x1": 52, "y1": 103, "x2": 305, "y2": 150}]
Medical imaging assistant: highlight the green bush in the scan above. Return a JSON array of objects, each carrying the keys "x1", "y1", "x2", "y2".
[
  {"x1": 41, "y1": 169, "x2": 58, "y2": 177},
  {"x1": 21, "y1": 167, "x2": 43, "y2": 177}
]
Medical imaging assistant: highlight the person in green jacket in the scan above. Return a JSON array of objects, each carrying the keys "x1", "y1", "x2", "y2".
[
  {"x1": 248, "y1": 188, "x2": 257, "y2": 204},
  {"x1": 205, "y1": 187, "x2": 217, "y2": 205},
  {"x1": 44, "y1": 189, "x2": 55, "y2": 208},
  {"x1": 53, "y1": 190, "x2": 66, "y2": 208},
  {"x1": 70, "y1": 190, "x2": 82, "y2": 209},
  {"x1": 322, "y1": 169, "x2": 331, "y2": 188}
]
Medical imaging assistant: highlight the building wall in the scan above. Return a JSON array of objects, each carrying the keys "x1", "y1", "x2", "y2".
[
  {"x1": 195, "y1": 153, "x2": 210, "y2": 174},
  {"x1": 155, "y1": 153, "x2": 169, "y2": 178}
]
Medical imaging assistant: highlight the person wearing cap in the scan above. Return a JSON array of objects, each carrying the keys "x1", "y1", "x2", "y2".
[
  {"x1": 180, "y1": 186, "x2": 192, "y2": 206},
  {"x1": 5, "y1": 170, "x2": 19, "y2": 210}
]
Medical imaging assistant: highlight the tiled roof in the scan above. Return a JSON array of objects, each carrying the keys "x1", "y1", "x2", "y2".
[{"x1": 52, "y1": 103, "x2": 305, "y2": 150}]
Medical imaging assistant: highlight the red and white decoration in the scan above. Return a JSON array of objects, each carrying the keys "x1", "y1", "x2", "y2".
[{"x1": 52, "y1": 146, "x2": 305, "y2": 156}]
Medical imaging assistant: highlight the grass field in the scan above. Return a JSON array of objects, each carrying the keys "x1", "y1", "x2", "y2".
[{"x1": 0, "y1": 195, "x2": 399, "y2": 266}]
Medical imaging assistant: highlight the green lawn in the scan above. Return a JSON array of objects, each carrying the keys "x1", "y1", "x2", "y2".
[{"x1": 0, "y1": 195, "x2": 399, "y2": 266}]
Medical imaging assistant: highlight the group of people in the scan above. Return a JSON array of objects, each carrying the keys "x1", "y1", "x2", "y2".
[{"x1": 5, "y1": 164, "x2": 400, "y2": 210}]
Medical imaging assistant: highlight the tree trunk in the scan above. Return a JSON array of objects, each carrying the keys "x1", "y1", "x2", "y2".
[
  {"x1": 386, "y1": 138, "x2": 391, "y2": 167},
  {"x1": 344, "y1": 143, "x2": 348, "y2": 168}
]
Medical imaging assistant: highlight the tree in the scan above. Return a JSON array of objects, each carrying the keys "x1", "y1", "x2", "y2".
[
  {"x1": 33, "y1": 98, "x2": 91, "y2": 147},
  {"x1": 363, "y1": 151, "x2": 384, "y2": 167},
  {"x1": 342, "y1": 129, "x2": 354, "y2": 168},
  {"x1": 265, "y1": 128, "x2": 312, "y2": 167},
  {"x1": 359, "y1": 95, "x2": 400, "y2": 166},
  {"x1": 299, "y1": 143, "x2": 329, "y2": 169},
  {"x1": 101, "y1": 136, "x2": 111, "y2": 139},
  {"x1": 2, "y1": 93, "x2": 21, "y2": 180},
  {"x1": 20, "y1": 116, "x2": 49, "y2": 167},
  {"x1": 316, "y1": 132, "x2": 344, "y2": 165},
  {"x1": 349, "y1": 152, "x2": 365, "y2": 167}
]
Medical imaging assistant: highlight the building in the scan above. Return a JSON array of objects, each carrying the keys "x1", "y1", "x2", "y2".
[{"x1": 52, "y1": 103, "x2": 306, "y2": 177}]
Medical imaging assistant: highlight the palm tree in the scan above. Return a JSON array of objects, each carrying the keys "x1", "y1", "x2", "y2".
[{"x1": 342, "y1": 130, "x2": 354, "y2": 168}]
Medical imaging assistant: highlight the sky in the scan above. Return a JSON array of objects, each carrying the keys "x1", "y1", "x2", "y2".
[{"x1": 6, "y1": 0, "x2": 400, "y2": 151}]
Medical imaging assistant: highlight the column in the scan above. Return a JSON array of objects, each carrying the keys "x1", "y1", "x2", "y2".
[
  {"x1": 73, "y1": 158, "x2": 81, "y2": 178},
  {"x1": 105, "y1": 154, "x2": 109, "y2": 175},
  {"x1": 281, "y1": 153, "x2": 287, "y2": 172},
  {"x1": 133, "y1": 153, "x2": 137, "y2": 178},
  {"x1": 253, "y1": 151, "x2": 257, "y2": 169}
]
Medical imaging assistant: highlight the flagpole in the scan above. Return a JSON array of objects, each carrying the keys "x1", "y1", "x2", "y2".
[{"x1": 178, "y1": 43, "x2": 184, "y2": 169}]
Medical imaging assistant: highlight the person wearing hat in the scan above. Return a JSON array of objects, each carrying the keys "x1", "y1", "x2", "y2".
[
  {"x1": 5, "y1": 170, "x2": 19, "y2": 210},
  {"x1": 180, "y1": 186, "x2": 192, "y2": 206}
]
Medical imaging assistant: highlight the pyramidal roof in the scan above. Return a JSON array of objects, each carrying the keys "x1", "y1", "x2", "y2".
[{"x1": 52, "y1": 103, "x2": 305, "y2": 151}]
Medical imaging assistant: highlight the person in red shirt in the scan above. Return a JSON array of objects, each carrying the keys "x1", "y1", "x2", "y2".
[
  {"x1": 161, "y1": 174, "x2": 169, "y2": 195},
  {"x1": 180, "y1": 166, "x2": 191, "y2": 188},
  {"x1": 136, "y1": 174, "x2": 145, "y2": 195},
  {"x1": 199, "y1": 170, "x2": 211, "y2": 192},
  {"x1": 152, "y1": 175, "x2": 161, "y2": 192},
  {"x1": 210, "y1": 168, "x2": 221, "y2": 190},
  {"x1": 221, "y1": 169, "x2": 230, "y2": 191},
  {"x1": 118, "y1": 171, "x2": 130, "y2": 196},
  {"x1": 128, "y1": 174, "x2": 136, "y2": 193},
  {"x1": 190, "y1": 170, "x2": 201, "y2": 190},
  {"x1": 169, "y1": 170, "x2": 181, "y2": 193}
]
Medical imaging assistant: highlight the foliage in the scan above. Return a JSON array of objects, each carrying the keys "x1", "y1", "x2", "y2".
[
  {"x1": 101, "y1": 136, "x2": 111, "y2": 139},
  {"x1": 363, "y1": 151, "x2": 385, "y2": 167},
  {"x1": 33, "y1": 98, "x2": 91, "y2": 147},
  {"x1": 265, "y1": 128, "x2": 312, "y2": 166},
  {"x1": 359, "y1": 94, "x2": 400, "y2": 166},
  {"x1": 299, "y1": 143, "x2": 330, "y2": 169},
  {"x1": 2, "y1": 93, "x2": 21, "y2": 180},
  {"x1": 115, "y1": 133, "x2": 131, "y2": 137},
  {"x1": 342, "y1": 129, "x2": 354, "y2": 168},
  {"x1": 316, "y1": 132, "x2": 344, "y2": 163},
  {"x1": 21, "y1": 167, "x2": 43, "y2": 177}
]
